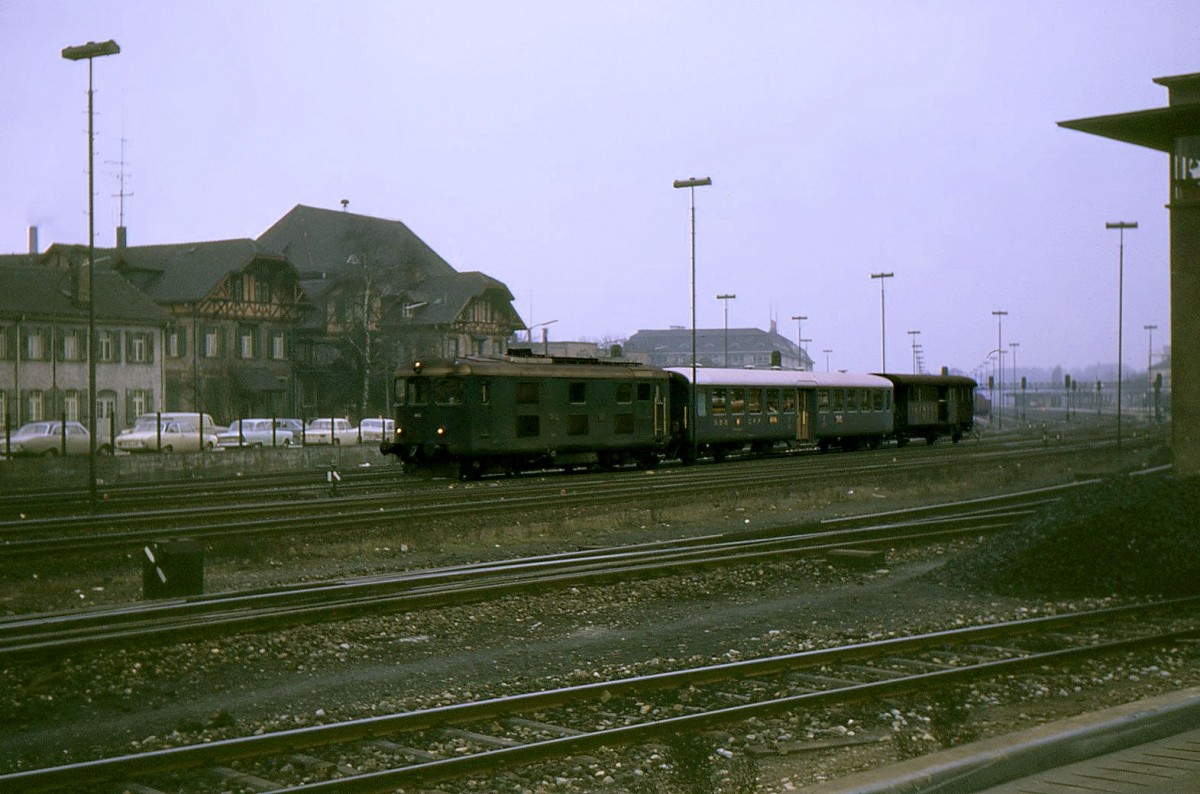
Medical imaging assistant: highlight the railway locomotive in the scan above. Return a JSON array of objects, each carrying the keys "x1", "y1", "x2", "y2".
[{"x1": 381, "y1": 352, "x2": 975, "y2": 477}]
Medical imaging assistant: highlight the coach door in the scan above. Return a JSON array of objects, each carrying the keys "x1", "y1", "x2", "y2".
[
  {"x1": 795, "y1": 388, "x2": 810, "y2": 442},
  {"x1": 654, "y1": 384, "x2": 667, "y2": 438}
]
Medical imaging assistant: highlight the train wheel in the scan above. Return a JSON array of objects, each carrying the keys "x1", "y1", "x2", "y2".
[
  {"x1": 952, "y1": 430, "x2": 963, "y2": 444},
  {"x1": 817, "y1": 439, "x2": 831, "y2": 453},
  {"x1": 896, "y1": 436, "x2": 910, "y2": 447},
  {"x1": 925, "y1": 433, "x2": 938, "y2": 446}
]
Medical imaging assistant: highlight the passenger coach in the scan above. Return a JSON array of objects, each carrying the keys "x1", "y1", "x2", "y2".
[{"x1": 666, "y1": 368, "x2": 895, "y2": 458}]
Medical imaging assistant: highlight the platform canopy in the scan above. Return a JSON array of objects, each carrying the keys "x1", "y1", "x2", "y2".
[{"x1": 1058, "y1": 73, "x2": 1200, "y2": 152}]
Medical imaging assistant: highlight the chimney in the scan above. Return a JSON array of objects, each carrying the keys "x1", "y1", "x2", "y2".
[
  {"x1": 28, "y1": 226, "x2": 38, "y2": 258},
  {"x1": 116, "y1": 226, "x2": 127, "y2": 249}
]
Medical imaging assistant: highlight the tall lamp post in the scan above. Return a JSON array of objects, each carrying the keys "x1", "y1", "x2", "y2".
[
  {"x1": 717, "y1": 294, "x2": 736, "y2": 366},
  {"x1": 907, "y1": 330, "x2": 921, "y2": 374},
  {"x1": 674, "y1": 176, "x2": 712, "y2": 462},
  {"x1": 991, "y1": 310, "x2": 1008, "y2": 429},
  {"x1": 63, "y1": 38, "x2": 120, "y2": 509},
  {"x1": 870, "y1": 272, "x2": 894, "y2": 372},
  {"x1": 1144, "y1": 323, "x2": 1157, "y2": 417},
  {"x1": 791, "y1": 315, "x2": 807, "y2": 370},
  {"x1": 1009, "y1": 341, "x2": 1021, "y2": 422},
  {"x1": 1106, "y1": 221, "x2": 1137, "y2": 448},
  {"x1": 823, "y1": 349, "x2": 832, "y2": 372}
]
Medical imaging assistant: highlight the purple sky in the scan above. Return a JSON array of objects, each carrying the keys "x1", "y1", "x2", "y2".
[{"x1": 2, "y1": 1, "x2": 1195, "y2": 375}]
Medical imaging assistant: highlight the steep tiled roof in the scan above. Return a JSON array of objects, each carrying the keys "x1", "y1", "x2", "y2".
[
  {"x1": 0, "y1": 263, "x2": 166, "y2": 324},
  {"x1": 105, "y1": 239, "x2": 288, "y2": 303},
  {"x1": 387, "y1": 271, "x2": 521, "y2": 327},
  {"x1": 257, "y1": 205, "x2": 458, "y2": 282}
]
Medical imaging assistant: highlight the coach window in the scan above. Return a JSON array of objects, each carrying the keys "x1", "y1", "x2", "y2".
[
  {"x1": 516, "y1": 382, "x2": 540, "y2": 405},
  {"x1": 568, "y1": 382, "x2": 586, "y2": 404},
  {"x1": 731, "y1": 388, "x2": 745, "y2": 413},
  {"x1": 615, "y1": 383, "x2": 633, "y2": 404},
  {"x1": 766, "y1": 389, "x2": 779, "y2": 414},
  {"x1": 783, "y1": 391, "x2": 796, "y2": 413},
  {"x1": 748, "y1": 388, "x2": 762, "y2": 414},
  {"x1": 711, "y1": 387, "x2": 727, "y2": 415},
  {"x1": 873, "y1": 390, "x2": 884, "y2": 411},
  {"x1": 831, "y1": 390, "x2": 843, "y2": 411}
]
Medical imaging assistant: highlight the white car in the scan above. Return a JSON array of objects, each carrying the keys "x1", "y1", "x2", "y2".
[
  {"x1": 3, "y1": 421, "x2": 109, "y2": 457},
  {"x1": 217, "y1": 419, "x2": 295, "y2": 449},
  {"x1": 304, "y1": 418, "x2": 358, "y2": 445},
  {"x1": 116, "y1": 420, "x2": 218, "y2": 453},
  {"x1": 358, "y1": 417, "x2": 395, "y2": 443}
]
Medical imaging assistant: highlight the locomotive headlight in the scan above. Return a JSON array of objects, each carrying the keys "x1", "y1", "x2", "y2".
[{"x1": 436, "y1": 427, "x2": 445, "y2": 436}]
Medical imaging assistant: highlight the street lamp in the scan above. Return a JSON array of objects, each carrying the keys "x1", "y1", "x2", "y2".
[
  {"x1": 870, "y1": 272, "x2": 894, "y2": 372},
  {"x1": 1145, "y1": 323, "x2": 1157, "y2": 417},
  {"x1": 991, "y1": 310, "x2": 1008, "y2": 429},
  {"x1": 791, "y1": 315, "x2": 807, "y2": 370},
  {"x1": 63, "y1": 38, "x2": 120, "y2": 509},
  {"x1": 1009, "y1": 341, "x2": 1021, "y2": 422},
  {"x1": 1106, "y1": 221, "x2": 1137, "y2": 448},
  {"x1": 823, "y1": 349, "x2": 832, "y2": 372},
  {"x1": 674, "y1": 176, "x2": 712, "y2": 462},
  {"x1": 717, "y1": 294, "x2": 736, "y2": 366},
  {"x1": 907, "y1": 330, "x2": 921, "y2": 374}
]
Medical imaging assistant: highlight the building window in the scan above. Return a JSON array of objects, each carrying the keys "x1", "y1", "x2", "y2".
[
  {"x1": 130, "y1": 389, "x2": 152, "y2": 417},
  {"x1": 61, "y1": 329, "x2": 82, "y2": 361},
  {"x1": 63, "y1": 390, "x2": 81, "y2": 422},
  {"x1": 26, "y1": 327, "x2": 48, "y2": 361},
  {"x1": 270, "y1": 331, "x2": 286, "y2": 360},
  {"x1": 204, "y1": 328, "x2": 221, "y2": 358},
  {"x1": 128, "y1": 332, "x2": 149, "y2": 363},
  {"x1": 99, "y1": 331, "x2": 118, "y2": 362},
  {"x1": 97, "y1": 390, "x2": 117, "y2": 427},
  {"x1": 238, "y1": 326, "x2": 256, "y2": 359},
  {"x1": 26, "y1": 389, "x2": 45, "y2": 422},
  {"x1": 0, "y1": 326, "x2": 9, "y2": 360},
  {"x1": 166, "y1": 325, "x2": 187, "y2": 358}
]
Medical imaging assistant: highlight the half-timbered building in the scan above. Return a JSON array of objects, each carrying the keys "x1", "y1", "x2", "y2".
[{"x1": 75, "y1": 239, "x2": 312, "y2": 422}]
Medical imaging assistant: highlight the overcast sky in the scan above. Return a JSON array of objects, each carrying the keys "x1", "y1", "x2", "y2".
[{"x1": 2, "y1": 1, "x2": 1195, "y2": 376}]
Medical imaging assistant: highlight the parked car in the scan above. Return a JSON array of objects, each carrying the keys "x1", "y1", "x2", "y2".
[
  {"x1": 304, "y1": 418, "x2": 358, "y2": 445},
  {"x1": 217, "y1": 418, "x2": 295, "y2": 449},
  {"x1": 122, "y1": 412, "x2": 223, "y2": 437},
  {"x1": 116, "y1": 420, "x2": 217, "y2": 453},
  {"x1": 358, "y1": 417, "x2": 395, "y2": 443},
  {"x1": 2, "y1": 421, "x2": 109, "y2": 457},
  {"x1": 275, "y1": 418, "x2": 305, "y2": 440}
]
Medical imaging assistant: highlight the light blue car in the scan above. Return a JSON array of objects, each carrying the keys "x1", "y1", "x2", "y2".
[{"x1": 216, "y1": 418, "x2": 295, "y2": 449}]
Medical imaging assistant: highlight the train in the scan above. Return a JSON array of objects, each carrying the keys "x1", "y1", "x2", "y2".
[{"x1": 379, "y1": 352, "x2": 976, "y2": 478}]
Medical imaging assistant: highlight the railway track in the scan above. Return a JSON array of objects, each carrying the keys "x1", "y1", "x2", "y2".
[
  {"x1": 0, "y1": 480, "x2": 1093, "y2": 664},
  {"x1": 0, "y1": 435, "x2": 1130, "y2": 557},
  {"x1": 4, "y1": 597, "x2": 1195, "y2": 793}
]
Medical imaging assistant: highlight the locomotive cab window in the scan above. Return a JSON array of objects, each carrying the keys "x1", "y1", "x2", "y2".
[
  {"x1": 394, "y1": 379, "x2": 407, "y2": 405},
  {"x1": 615, "y1": 383, "x2": 633, "y2": 404},
  {"x1": 409, "y1": 379, "x2": 430, "y2": 406},
  {"x1": 637, "y1": 383, "x2": 652, "y2": 401},
  {"x1": 568, "y1": 382, "x2": 586, "y2": 404},
  {"x1": 435, "y1": 379, "x2": 463, "y2": 405}
]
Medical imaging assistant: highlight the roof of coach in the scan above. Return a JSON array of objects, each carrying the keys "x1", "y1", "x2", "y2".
[
  {"x1": 666, "y1": 367, "x2": 892, "y2": 390},
  {"x1": 874, "y1": 373, "x2": 977, "y2": 388},
  {"x1": 403, "y1": 356, "x2": 668, "y2": 380}
]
